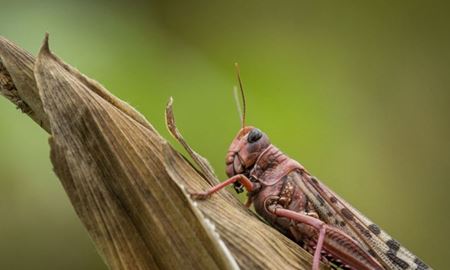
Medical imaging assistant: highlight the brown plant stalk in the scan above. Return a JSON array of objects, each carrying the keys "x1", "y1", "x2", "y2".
[{"x1": 0, "y1": 34, "x2": 318, "y2": 270}]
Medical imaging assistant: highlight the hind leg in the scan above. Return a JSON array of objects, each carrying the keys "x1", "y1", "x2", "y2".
[{"x1": 267, "y1": 205, "x2": 327, "y2": 270}]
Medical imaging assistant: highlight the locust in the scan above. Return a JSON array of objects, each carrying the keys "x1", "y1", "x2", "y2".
[{"x1": 169, "y1": 64, "x2": 432, "y2": 270}]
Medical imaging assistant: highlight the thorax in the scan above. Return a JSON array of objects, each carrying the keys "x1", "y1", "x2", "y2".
[{"x1": 249, "y1": 145, "x2": 304, "y2": 186}]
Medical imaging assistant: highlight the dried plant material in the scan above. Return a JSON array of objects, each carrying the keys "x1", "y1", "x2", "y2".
[
  {"x1": 35, "y1": 36, "x2": 154, "y2": 134},
  {"x1": 0, "y1": 59, "x2": 23, "y2": 108},
  {"x1": 0, "y1": 36, "x2": 50, "y2": 131},
  {"x1": 34, "y1": 35, "x2": 234, "y2": 270},
  {"x1": 0, "y1": 34, "x2": 318, "y2": 270},
  {"x1": 166, "y1": 97, "x2": 219, "y2": 185}
]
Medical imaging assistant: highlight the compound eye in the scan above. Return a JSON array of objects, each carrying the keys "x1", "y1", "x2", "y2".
[{"x1": 247, "y1": 128, "x2": 263, "y2": 143}]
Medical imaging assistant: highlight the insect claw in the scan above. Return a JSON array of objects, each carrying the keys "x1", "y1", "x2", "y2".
[{"x1": 233, "y1": 182, "x2": 244, "y2": 193}]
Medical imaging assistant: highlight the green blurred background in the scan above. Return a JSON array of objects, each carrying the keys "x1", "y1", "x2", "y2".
[{"x1": 1, "y1": 0, "x2": 449, "y2": 269}]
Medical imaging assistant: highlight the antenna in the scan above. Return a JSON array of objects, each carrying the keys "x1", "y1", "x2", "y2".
[
  {"x1": 233, "y1": 86, "x2": 243, "y2": 126},
  {"x1": 234, "y1": 63, "x2": 246, "y2": 129}
]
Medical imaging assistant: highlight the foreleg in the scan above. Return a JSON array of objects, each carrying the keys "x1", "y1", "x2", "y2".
[{"x1": 191, "y1": 174, "x2": 254, "y2": 200}]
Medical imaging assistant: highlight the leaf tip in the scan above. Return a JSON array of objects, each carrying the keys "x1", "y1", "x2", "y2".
[
  {"x1": 167, "y1": 96, "x2": 174, "y2": 107},
  {"x1": 165, "y1": 97, "x2": 174, "y2": 119},
  {"x1": 39, "y1": 33, "x2": 51, "y2": 56},
  {"x1": 165, "y1": 97, "x2": 175, "y2": 130}
]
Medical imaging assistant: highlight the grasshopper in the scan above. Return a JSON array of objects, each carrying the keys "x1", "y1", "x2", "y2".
[{"x1": 173, "y1": 65, "x2": 432, "y2": 270}]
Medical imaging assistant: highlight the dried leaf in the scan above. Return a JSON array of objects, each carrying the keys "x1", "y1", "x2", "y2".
[
  {"x1": 0, "y1": 36, "x2": 50, "y2": 131},
  {"x1": 0, "y1": 34, "x2": 319, "y2": 270},
  {"x1": 34, "y1": 35, "x2": 235, "y2": 270}
]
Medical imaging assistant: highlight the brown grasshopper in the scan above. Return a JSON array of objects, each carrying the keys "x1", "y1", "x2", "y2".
[{"x1": 172, "y1": 65, "x2": 432, "y2": 270}]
